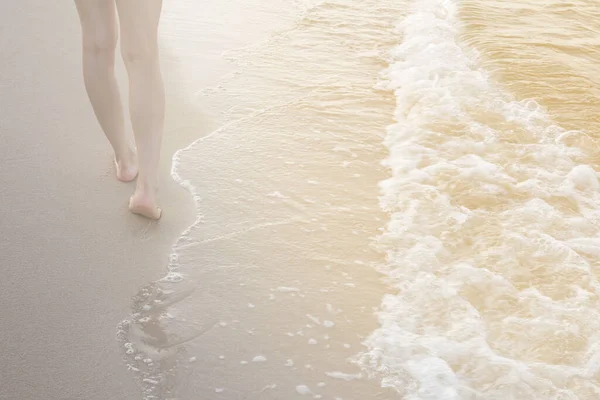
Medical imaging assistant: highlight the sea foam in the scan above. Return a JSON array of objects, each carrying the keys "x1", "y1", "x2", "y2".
[{"x1": 356, "y1": 0, "x2": 600, "y2": 398}]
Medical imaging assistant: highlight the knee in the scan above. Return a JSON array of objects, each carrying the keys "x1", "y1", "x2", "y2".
[
  {"x1": 121, "y1": 41, "x2": 159, "y2": 67},
  {"x1": 82, "y1": 29, "x2": 118, "y2": 56}
]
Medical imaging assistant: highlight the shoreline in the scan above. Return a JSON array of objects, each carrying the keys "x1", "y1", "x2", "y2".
[
  {"x1": 116, "y1": 1, "x2": 403, "y2": 398},
  {"x1": 2, "y1": 1, "x2": 396, "y2": 399}
]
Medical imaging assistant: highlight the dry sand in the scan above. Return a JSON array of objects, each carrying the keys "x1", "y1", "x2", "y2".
[{"x1": 0, "y1": 2, "x2": 204, "y2": 399}]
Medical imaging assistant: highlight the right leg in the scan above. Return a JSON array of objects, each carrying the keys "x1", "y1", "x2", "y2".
[
  {"x1": 74, "y1": 0, "x2": 137, "y2": 182},
  {"x1": 116, "y1": 0, "x2": 165, "y2": 220}
]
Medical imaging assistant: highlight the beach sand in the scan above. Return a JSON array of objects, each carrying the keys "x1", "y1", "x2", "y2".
[{"x1": 0, "y1": 2, "x2": 204, "y2": 399}]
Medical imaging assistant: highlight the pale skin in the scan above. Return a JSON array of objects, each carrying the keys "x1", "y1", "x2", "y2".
[{"x1": 74, "y1": 0, "x2": 165, "y2": 219}]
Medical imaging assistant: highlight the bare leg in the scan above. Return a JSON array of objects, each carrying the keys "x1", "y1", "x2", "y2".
[
  {"x1": 116, "y1": 0, "x2": 164, "y2": 220},
  {"x1": 74, "y1": 0, "x2": 138, "y2": 182}
]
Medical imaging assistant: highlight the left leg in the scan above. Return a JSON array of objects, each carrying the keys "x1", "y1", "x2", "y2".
[{"x1": 74, "y1": 0, "x2": 138, "y2": 182}]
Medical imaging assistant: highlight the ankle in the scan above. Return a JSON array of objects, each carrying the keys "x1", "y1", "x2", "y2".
[
  {"x1": 115, "y1": 146, "x2": 136, "y2": 164},
  {"x1": 135, "y1": 178, "x2": 157, "y2": 195}
]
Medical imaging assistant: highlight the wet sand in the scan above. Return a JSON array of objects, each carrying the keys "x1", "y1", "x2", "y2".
[{"x1": 117, "y1": 1, "x2": 405, "y2": 399}]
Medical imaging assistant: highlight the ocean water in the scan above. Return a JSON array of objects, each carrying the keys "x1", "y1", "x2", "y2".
[{"x1": 118, "y1": 0, "x2": 600, "y2": 399}]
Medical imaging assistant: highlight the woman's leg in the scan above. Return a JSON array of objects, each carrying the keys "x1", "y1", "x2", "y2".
[
  {"x1": 74, "y1": 0, "x2": 137, "y2": 182},
  {"x1": 116, "y1": 0, "x2": 164, "y2": 220}
]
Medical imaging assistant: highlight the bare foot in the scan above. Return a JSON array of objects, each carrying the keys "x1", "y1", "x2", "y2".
[
  {"x1": 129, "y1": 190, "x2": 162, "y2": 220},
  {"x1": 115, "y1": 150, "x2": 138, "y2": 182}
]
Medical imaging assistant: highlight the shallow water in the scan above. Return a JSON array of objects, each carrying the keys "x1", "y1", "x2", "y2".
[{"x1": 119, "y1": 0, "x2": 600, "y2": 399}]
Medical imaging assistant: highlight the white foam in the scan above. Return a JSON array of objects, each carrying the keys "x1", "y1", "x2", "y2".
[
  {"x1": 357, "y1": 0, "x2": 600, "y2": 397},
  {"x1": 277, "y1": 286, "x2": 300, "y2": 292},
  {"x1": 307, "y1": 314, "x2": 321, "y2": 325},
  {"x1": 325, "y1": 371, "x2": 362, "y2": 381},
  {"x1": 296, "y1": 385, "x2": 313, "y2": 395}
]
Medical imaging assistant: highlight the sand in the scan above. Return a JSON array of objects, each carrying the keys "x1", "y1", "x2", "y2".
[{"x1": 0, "y1": 2, "x2": 199, "y2": 399}]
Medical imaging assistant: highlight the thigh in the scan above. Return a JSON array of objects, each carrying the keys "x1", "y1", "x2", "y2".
[
  {"x1": 74, "y1": 0, "x2": 118, "y2": 49},
  {"x1": 115, "y1": 0, "x2": 163, "y2": 56}
]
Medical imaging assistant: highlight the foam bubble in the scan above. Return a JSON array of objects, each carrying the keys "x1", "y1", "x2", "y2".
[{"x1": 296, "y1": 385, "x2": 312, "y2": 395}]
